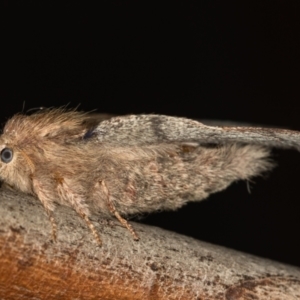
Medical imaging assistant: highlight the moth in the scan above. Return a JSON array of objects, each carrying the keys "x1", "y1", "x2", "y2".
[{"x1": 0, "y1": 108, "x2": 300, "y2": 245}]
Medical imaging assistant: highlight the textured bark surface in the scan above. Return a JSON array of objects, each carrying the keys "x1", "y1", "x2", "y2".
[{"x1": 0, "y1": 188, "x2": 300, "y2": 300}]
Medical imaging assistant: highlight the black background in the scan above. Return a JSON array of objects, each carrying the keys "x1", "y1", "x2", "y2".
[{"x1": 1, "y1": 2, "x2": 300, "y2": 267}]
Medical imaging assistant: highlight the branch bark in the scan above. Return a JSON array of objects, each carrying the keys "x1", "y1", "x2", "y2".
[{"x1": 0, "y1": 188, "x2": 300, "y2": 300}]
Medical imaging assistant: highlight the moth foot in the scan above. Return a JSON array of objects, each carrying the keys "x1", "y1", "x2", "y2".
[{"x1": 46, "y1": 209, "x2": 57, "y2": 242}]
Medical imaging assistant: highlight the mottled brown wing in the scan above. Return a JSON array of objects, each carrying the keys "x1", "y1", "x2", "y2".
[{"x1": 94, "y1": 114, "x2": 300, "y2": 150}]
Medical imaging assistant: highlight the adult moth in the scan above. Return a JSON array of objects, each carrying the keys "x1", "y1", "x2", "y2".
[{"x1": 0, "y1": 108, "x2": 300, "y2": 245}]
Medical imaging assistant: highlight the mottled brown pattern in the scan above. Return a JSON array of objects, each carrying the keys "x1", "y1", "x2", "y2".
[{"x1": 0, "y1": 108, "x2": 299, "y2": 244}]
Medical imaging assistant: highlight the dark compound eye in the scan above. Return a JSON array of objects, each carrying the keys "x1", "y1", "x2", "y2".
[{"x1": 1, "y1": 148, "x2": 13, "y2": 163}]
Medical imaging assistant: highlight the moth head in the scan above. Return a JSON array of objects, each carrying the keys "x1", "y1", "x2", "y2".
[
  {"x1": 0, "y1": 108, "x2": 93, "y2": 193},
  {"x1": 0, "y1": 136, "x2": 35, "y2": 194}
]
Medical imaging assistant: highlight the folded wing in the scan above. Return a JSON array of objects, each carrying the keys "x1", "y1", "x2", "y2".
[{"x1": 94, "y1": 114, "x2": 300, "y2": 150}]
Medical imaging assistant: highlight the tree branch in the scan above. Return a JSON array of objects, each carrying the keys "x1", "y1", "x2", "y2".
[{"x1": 0, "y1": 188, "x2": 299, "y2": 299}]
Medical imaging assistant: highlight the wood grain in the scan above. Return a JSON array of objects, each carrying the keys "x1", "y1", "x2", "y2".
[{"x1": 0, "y1": 188, "x2": 300, "y2": 299}]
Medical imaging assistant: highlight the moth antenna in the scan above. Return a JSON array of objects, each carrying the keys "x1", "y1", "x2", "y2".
[{"x1": 100, "y1": 180, "x2": 139, "y2": 241}]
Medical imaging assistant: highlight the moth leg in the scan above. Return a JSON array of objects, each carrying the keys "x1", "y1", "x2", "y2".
[
  {"x1": 32, "y1": 178, "x2": 58, "y2": 242},
  {"x1": 100, "y1": 180, "x2": 139, "y2": 241},
  {"x1": 55, "y1": 175, "x2": 102, "y2": 245},
  {"x1": 76, "y1": 210, "x2": 102, "y2": 246}
]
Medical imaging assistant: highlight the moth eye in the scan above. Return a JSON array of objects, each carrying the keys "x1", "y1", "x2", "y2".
[{"x1": 1, "y1": 148, "x2": 13, "y2": 163}]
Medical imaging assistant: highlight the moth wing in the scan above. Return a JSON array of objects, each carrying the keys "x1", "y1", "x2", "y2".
[{"x1": 93, "y1": 114, "x2": 300, "y2": 150}]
